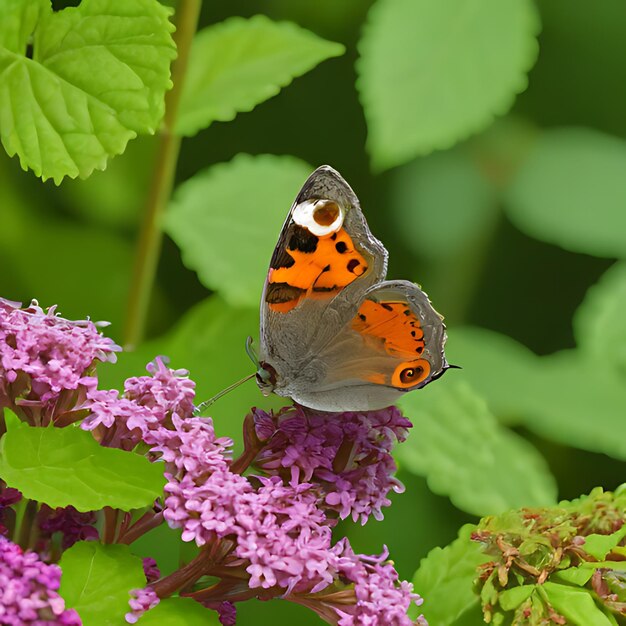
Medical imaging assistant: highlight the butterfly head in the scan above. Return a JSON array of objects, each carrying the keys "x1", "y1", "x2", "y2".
[{"x1": 256, "y1": 361, "x2": 277, "y2": 396}]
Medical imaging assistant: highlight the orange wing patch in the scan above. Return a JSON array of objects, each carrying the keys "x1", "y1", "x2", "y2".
[
  {"x1": 352, "y1": 299, "x2": 430, "y2": 388},
  {"x1": 266, "y1": 225, "x2": 367, "y2": 313},
  {"x1": 352, "y1": 300, "x2": 425, "y2": 358}
]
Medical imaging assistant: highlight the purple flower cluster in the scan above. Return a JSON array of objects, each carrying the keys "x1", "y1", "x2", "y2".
[
  {"x1": 331, "y1": 542, "x2": 427, "y2": 626},
  {"x1": 0, "y1": 299, "x2": 120, "y2": 425},
  {"x1": 0, "y1": 536, "x2": 81, "y2": 625},
  {"x1": 81, "y1": 356, "x2": 197, "y2": 450},
  {"x1": 142, "y1": 398, "x2": 425, "y2": 623},
  {"x1": 0, "y1": 299, "x2": 426, "y2": 626},
  {"x1": 252, "y1": 405, "x2": 411, "y2": 523},
  {"x1": 37, "y1": 505, "x2": 98, "y2": 551}
]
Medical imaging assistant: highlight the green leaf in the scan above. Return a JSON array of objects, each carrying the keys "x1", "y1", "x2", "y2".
[
  {"x1": 98, "y1": 296, "x2": 285, "y2": 449},
  {"x1": 504, "y1": 128, "x2": 626, "y2": 258},
  {"x1": 2, "y1": 408, "x2": 21, "y2": 432},
  {"x1": 574, "y1": 262, "x2": 626, "y2": 378},
  {"x1": 390, "y1": 148, "x2": 498, "y2": 258},
  {"x1": 411, "y1": 525, "x2": 489, "y2": 626},
  {"x1": 583, "y1": 526, "x2": 626, "y2": 561},
  {"x1": 176, "y1": 15, "x2": 344, "y2": 136},
  {"x1": 499, "y1": 585, "x2": 535, "y2": 611},
  {"x1": 553, "y1": 567, "x2": 594, "y2": 587},
  {"x1": 59, "y1": 542, "x2": 145, "y2": 626},
  {"x1": 516, "y1": 350, "x2": 626, "y2": 460},
  {"x1": 445, "y1": 327, "x2": 540, "y2": 426},
  {"x1": 0, "y1": 424, "x2": 165, "y2": 511},
  {"x1": 397, "y1": 381, "x2": 557, "y2": 516},
  {"x1": 0, "y1": 0, "x2": 176, "y2": 183},
  {"x1": 165, "y1": 154, "x2": 313, "y2": 308},
  {"x1": 542, "y1": 582, "x2": 613, "y2": 626},
  {"x1": 139, "y1": 597, "x2": 220, "y2": 625},
  {"x1": 357, "y1": 0, "x2": 540, "y2": 170},
  {"x1": 446, "y1": 327, "x2": 626, "y2": 460}
]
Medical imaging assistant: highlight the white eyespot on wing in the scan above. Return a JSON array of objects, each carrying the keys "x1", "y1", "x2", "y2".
[{"x1": 292, "y1": 199, "x2": 345, "y2": 237}]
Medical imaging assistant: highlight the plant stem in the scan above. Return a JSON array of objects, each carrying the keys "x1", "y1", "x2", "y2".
[
  {"x1": 11, "y1": 497, "x2": 28, "y2": 544},
  {"x1": 152, "y1": 546, "x2": 215, "y2": 598},
  {"x1": 123, "y1": 0, "x2": 202, "y2": 349}
]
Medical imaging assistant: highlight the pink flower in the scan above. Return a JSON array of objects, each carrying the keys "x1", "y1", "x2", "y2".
[
  {"x1": 81, "y1": 358, "x2": 198, "y2": 450},
  {"x1": 252, "y1": 406, "x2": 411, "y2": 523},
  {"x1": 235, "y1": 477, "x2": 335, "y2": 594},
  {"x1": 163, "y1": 469, "x2": 251, "y2": 546},
  {"x1": 0, "y1": 536, "x2": 81, "y2": 625},
  {"x1": 142, "y1": 558, "x2": 161, "y2": 584},
  {"x1": 146, "y1": 414, "x2": 232, "y2": 478},
  {"x1": 125, "y1": 587, "x2": 159, "y2": 623},
  {"x1": 124, "y1": 357, "x2": 196, "y2": 421},
  {"x1": 0, "y1": 299, "x2": 120, "y2": 425}
]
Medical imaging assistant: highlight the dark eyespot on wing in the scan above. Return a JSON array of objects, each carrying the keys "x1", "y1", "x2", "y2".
[{"x1": 266, "y1": 282, "x2": 305, "y2": 304}]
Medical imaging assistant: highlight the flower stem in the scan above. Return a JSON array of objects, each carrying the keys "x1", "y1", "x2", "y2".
[
  {"x1": 123, "y1": 0, "x2": 201, "y2": 349},
  {"x1": 11, "y1": 497, "x2": 28, "y2": 544},
  {"x1": 152, "y1": 546, "x2": 215, "y2": 598},
  {"x1": 103, "y1": 507, "x2": 119, "y2": 544}
]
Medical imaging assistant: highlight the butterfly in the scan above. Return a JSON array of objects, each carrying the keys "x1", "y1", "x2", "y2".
[{"x1": 255, "y1": 165, "x2": 449, "y2": 412}]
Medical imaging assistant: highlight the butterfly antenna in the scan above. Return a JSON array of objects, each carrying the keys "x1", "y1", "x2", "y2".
[{"x1": 194, "y1": 372, "x2": 256, "y2": 416}]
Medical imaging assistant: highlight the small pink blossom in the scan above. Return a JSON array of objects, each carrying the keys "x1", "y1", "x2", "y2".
[{"x1": 125, "y1": 587, "x2": 159, "y2": 624}]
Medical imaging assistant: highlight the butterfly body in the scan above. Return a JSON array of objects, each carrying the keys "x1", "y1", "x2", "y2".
[{"x1": 258, "y1": 166, "x2": 448, "y2": 412}]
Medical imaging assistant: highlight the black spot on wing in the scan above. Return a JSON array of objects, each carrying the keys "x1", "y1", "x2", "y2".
[
  {"x1": 288, "y1": 225, "x2": 318, "y2": 253},
  {"x1": 347, "y1": 259, "x2": 361, "y2": 273}
]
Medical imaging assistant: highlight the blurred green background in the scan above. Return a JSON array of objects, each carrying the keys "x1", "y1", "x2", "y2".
[{"x1": 2, "y1": 0, "x2": 626, "y2": 623}]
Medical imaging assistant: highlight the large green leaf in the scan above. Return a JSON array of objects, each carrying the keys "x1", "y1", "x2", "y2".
[
  {"x1": 0, "y1": 0, "x2": 175, "y2": 183},
  {"x1": 176, "y1": 15, "x2": 344, "y2": 136},
  {"x1": 98, "y1": 296, "x2": 284, "y2": 449},
  {"x1": 397, "y1": 381, "x2": 557, "y2": 516},
  {"x1": 447, "y1": 326, "x2": 626, "y2": 460},
  {"x1": 390, "y1": 148, "x2": 498, "y2": 258},
  {"x1": 445, "y1": 326, "x2": 541, "y2": 425},
  {"x1": 574, "y1": 262, "x2": 626, "y2": 379},
  {"x1": 0, "y1": 423, "x2": 165, "y2": 511},
  {"x1": 139, "y1": 598, "x2": 220, "y2": 625},
  {"x1": 357, "y1": 0, "x2": 539, "y2": 169},
  {"x1": 542, "y1": 582, "x2": 614, "y2": 626},
  {"x1": 411, "y1": 525, "x2": 489, "y2": 626},
  {"x1": 505, "y1": 128, "x2": 626, "y2": 258},
  {"x1": 164, "y1": 154, "x2": 312, "y2": 308},
  {"x1": 516, "y1": 350, "x2": 626, "y2": 460},
  {"x1": 59, "y1": 542, "x2": 145, "y2": 626}
]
